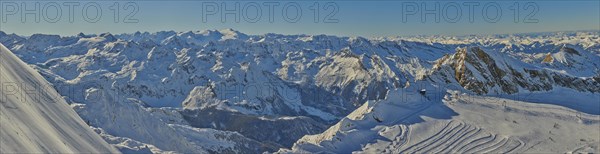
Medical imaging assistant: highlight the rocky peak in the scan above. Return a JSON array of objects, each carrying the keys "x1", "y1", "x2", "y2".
[
  {"x1": 429, "y1": 46, "x2": 599, "y2": 95},
  {"x1": 29, "y1": 33, "x2": 61, "y2": 41},
  {"x1": 99, "y1": 33, "x2": 117, "y2": 42},
  {"x1": 560, "y1": 46, "x2": 581, "y2": 56},
  {"x1": 77, "y1": 32, "x2": 89, "y2": 38}
]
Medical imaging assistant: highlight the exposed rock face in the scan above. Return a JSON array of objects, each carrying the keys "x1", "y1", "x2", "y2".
[{"x1": 430, "y1": 46, "x2": 599, "y2": 95}]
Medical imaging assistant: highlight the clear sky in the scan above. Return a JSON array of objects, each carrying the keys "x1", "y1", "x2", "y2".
[{"x1": 1, "y1": 0, "x2": 598, "y2": 37}]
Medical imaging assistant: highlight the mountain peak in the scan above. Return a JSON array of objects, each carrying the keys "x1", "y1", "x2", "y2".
[
  {"x1": 99, "y1": 32, "x2": 117, "y2": 41},
  {"x1": 218, "y1": 28, "x2": 248, "y2": 40},
  {"x1": 219, "y1": 28, "x2": 238, "y2": 33},
  {"x1": 77, "y1": 32, "x2": 90, "y2": 38},
  {"x1": 559, "y1": 46, "x2": 581, "y2": 56},
  {"x1": 29, "y1": 33, "x2": 61, "y2": 40}
]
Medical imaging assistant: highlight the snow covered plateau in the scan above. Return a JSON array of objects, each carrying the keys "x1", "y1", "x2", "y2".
[{"x1": 1, "y1": 30, "x2": 599, "y2": 153}]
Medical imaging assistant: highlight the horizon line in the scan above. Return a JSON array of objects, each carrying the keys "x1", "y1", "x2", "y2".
[{"x1": 2, "y1": 29, "x2": 599, "y2": 39}]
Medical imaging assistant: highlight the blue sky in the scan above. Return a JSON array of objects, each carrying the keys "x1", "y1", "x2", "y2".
[{"x1": 1, "y1": 0, "x2": 598, "y2": 37}]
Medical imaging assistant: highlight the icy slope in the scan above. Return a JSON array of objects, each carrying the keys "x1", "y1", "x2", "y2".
[
  {"x1": 282, "y1": 89, "x2": 600, "y2": 153},
  {"x1": 0, "y1": 43, "x2": 117, "y2": 153}
]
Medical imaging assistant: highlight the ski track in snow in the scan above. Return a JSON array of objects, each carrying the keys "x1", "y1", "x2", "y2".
[
  {"x1": 285, "y1": 88, "x2": 599, "y2": 153},
  {"x1": 397, "y1": 120, "x2": 524, "y2": 154}
]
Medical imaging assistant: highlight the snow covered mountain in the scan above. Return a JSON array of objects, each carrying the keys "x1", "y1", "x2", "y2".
[
  {"x1": 428, "y1": 46, "x2": 599, "y2": 95},
  {"x1": 0, "y1": 43, "x2": 117, "y2": 153},
  {"x1": 0, "y1": 30, "x2": 598, "y2": 153}
]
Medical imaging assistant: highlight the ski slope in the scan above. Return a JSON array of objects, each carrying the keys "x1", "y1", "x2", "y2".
[
  {"x1": 282, "y1": 89, "x2": 600, "y2": 153},
  {"x1": 0, "y1": 43, "x2": 117, "y2": 153}
]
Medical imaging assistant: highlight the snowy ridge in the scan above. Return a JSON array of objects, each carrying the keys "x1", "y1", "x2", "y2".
[{"x1": 0, "y1": 43, "x2": 117, "y2": 153}]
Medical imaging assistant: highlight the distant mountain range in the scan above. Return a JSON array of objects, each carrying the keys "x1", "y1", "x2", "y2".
[{"x1": 1, "y1": 30, "x2": 598, "y2": 153}]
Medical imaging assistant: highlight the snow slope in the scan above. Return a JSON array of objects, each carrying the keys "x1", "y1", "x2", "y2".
[
  {"x1": 281, "y1": 89, "x2": 600, "y2": 153},
  {"x1": 0, "y1": 43, "x2": 118, "y2": 153}
]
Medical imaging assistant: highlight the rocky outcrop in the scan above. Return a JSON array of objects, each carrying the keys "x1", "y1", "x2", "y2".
[{"x1": 430, "y1": 46, "x2": 599, "y2": 94}]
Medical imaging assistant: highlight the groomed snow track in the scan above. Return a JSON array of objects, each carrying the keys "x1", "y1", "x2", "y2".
[{"x1": 397, "y1": 120, "x2": 524, "y2": 154}]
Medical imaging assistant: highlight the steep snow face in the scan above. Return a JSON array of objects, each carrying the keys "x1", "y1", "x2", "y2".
[
  {"x1": 0, "y1": 43, "x2": 117, "y2": 153},
  {"x1": 282, "y1": 89, "x2": 600, "y2": 153},
  {"x1": 314, "y1": 48, "x2": 398, "y2": 107}
]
